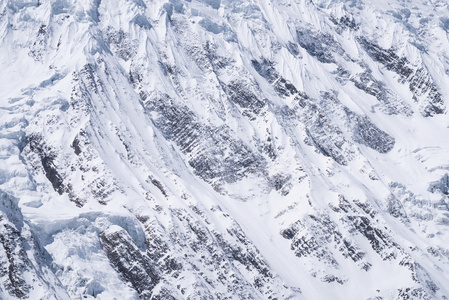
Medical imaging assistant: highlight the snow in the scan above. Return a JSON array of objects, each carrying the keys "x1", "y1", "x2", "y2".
[{"x1": 1, "y1": 0, "x2": 449, "y2": 299}]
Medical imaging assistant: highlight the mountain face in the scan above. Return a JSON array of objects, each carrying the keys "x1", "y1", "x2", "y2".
[{"x1": 1, "y1": 0, "x2": 449, "y2": 299}]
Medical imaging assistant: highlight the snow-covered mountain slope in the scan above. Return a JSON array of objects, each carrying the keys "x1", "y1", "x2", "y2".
[{"x1": 1, "y1": 0, "x2": 449, "y2": 299}]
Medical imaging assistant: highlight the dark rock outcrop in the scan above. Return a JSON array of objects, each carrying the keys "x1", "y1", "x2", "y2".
[{"x1": 100, "y1": 226, "x2": 162, "y2": 299}]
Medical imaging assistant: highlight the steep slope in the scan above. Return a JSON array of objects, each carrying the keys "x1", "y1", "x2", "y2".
[{"x1": 1, "y1": 0, "x2": 449, "y2": 299}]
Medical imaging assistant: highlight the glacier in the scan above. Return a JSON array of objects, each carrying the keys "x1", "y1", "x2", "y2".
[{"x1": 1, "y1": 0, "x2": 449, "y2": 299}]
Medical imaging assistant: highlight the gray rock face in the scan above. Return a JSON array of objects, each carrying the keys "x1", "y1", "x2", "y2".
[
  {"x1": 429, "y1": 174, "x2": 449, "y2": 195},
  {"x1": 351, "y1": 114, "x2": 395, "y2": 153},
  {"x1": 135, "y1": 205, "x2": 300, "y2": 299},
  {"x1": 349, "y1": 68, "x2": 413, "y2": 116},
  {"x1": 296, "y1": 28, "x2": 343, "y2": 64},
  {"x1": 0, "y1": 193, "x2": 31, "y2": 299},
  {"x1": 100, "y1": 226, "x2": 161, "y2": 299},
  {"x1": 146, "y1": 94, "x2": 267, "y2": 184},
  {"x1": 359, "y1": 38, "x2": 445, "y2": 117},
  {"x1": 27, "y1": 134, "x2": 66, "y2": 196},
  {"x1": 253, "y1": 59, "x2": 395, "y2": 165}
]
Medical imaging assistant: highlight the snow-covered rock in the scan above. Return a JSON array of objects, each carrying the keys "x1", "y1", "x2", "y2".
[{"x1": 1, "y1": 0, "x2": 449, "y2": 299}]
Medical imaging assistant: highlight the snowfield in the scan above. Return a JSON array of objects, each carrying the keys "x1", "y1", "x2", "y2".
[{"x1": 1, "y1": 0, "x2": 449, "y2": 299}]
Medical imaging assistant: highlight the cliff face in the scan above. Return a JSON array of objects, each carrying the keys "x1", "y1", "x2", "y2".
[{"x1": 1, "y1": 0, "x2": 449, "y2": 299}]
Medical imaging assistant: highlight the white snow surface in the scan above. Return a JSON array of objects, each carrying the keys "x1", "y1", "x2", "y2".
[{"x1": 0, "y1": 0, "x2": 449, "y2": 299}]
